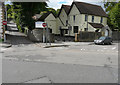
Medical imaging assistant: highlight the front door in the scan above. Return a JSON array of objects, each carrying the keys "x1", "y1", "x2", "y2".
[
  {"x1": 74, "y1": 26, "x2": 78, "y2": 33},
  {"x1": 60, "y1": 29, "x2": 64, "y2": 36}
]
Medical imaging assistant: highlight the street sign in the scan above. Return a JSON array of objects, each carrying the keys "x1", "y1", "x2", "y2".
[
  {"x1": 35, "y1": 21, "x2": 44, "y2": 28},
  {"x1": 42, "y1": 23, "x2": 47, "y2": 28},
  {"x1": 2, "y1": 21, "x2": 7, "y2": 25}
]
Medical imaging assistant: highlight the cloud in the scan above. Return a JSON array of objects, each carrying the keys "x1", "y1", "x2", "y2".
[
  {"x1": 47, "y1": 0, "x2": 72, "y2": 10},
  {"x1": 47, "y1": 0, "x2": 104, "y2": 10}
]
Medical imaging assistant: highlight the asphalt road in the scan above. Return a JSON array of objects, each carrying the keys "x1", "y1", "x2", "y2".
[
  {"x1": 1, "y1": 42, "x2": 118, "y2": 83},
  {"x1": 1, "y1": 22, "x2": 119, "y2": 83}
]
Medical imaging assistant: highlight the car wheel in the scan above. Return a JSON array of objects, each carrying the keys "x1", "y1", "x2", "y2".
[{"x1": 104, "y1": 43, "x2": 107, "y2": 45}]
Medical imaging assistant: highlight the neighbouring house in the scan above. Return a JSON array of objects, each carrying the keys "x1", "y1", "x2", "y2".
[
  {"x1": 27, "y1": 12, "x2": 57, "y2": 42},
  {"x1": 35, "y1": 1, "x2": 110, "y2": 37},
  {"x1": 57, "y1": 5, "x2": 71, "y2": 36},
  {"x1": 37, "y1": 11, "x2": 58, "y2": 34}
]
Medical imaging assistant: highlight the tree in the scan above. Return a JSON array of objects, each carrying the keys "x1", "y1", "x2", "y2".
[
  {"x1": 40, "y1": 8, "x2": 60, "y2": 16},
  {"x1": 109, "y1": 2, "x2": 120, "y2": 30},
  {"x1": 56, "y1": 9, "x2": 60, "y2": 15},
  {"x1": 103, "y1": 0, "x2": 118, "y2": 30},
  {"x1": 11, "y1": 2, "x2": 48, "y2": 30},
  {"x1": 104, "y1": 1, "x2": 117, "y2": 13}
]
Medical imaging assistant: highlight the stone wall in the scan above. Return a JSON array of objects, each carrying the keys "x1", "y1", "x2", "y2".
[
  {"x1": 27, "y1": 29, "x2": 54, "y2": 42},
  {"x1": 27, "y1": 29, "x2": 120, "y2": 42},
  {"x1": 54, "y1": 35, "x2": 75, "y2": 42},
  {"x1": 112, "y1": 31, "x2": 120, "y2": 41}
]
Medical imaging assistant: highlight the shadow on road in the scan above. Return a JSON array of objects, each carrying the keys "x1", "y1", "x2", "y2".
[
  {"x1": 6, "y1": 34, "x2": 33, "y2": 45},
  {"x1": 6, "y1": 22, "x2": 33, "y2": 45}
]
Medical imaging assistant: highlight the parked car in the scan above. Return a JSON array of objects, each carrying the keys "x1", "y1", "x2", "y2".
[{"x1": 94, "y1": 36, "x2": 112, "y2": 45}]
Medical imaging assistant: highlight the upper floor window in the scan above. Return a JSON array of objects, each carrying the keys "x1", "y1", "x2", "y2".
[
  {"x1": 85, "y1": 15, "x2": 88, "y2": 21},
  {"x1": 73, "y1": 15, "x2": 75, "y2": 22},
  {"x1": 92, "y1": 16, "x2": 94, "y2": 22},
  {"x1": 100, "y1": 17, "x2": 103, "y2": 23},
  {"x1": 66, "y1": 20, "x2": 68, "y2": 26}
]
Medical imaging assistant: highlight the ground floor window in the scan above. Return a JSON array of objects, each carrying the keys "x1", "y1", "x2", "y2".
[
  {"x1": 50, "y1": 29, "x2": 52, "y2": 33},
  {"x1": 84, "y1": 28, "x2": 88, "y2": 31},
  {"x1": 65, "y1": 30, "x2": 68, "y2": 34},
  {"x1": 74, "y1": 26, "x2": 78, "y2": 33}
]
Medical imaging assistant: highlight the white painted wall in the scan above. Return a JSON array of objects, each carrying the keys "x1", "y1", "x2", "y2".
[
  {"x1": 59, "y1": 8, "x2": 68, "y2": 26},
  {"x1": 45, "y1": 13, "x2": 57, "y2": 34},
  {"x1": 68, "y1": 4, "x2": 107, "y2": 35},
  {"x1": 68, "y1": 4, "x2": 81, "y2": 36},
  {"x1": 50, "y1": 4, "x2": 108, "y2": 36}
]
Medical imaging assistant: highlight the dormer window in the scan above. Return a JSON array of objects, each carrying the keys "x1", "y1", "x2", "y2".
[
  {"x1": 92, "y1": 16, "x2": 94, "y2": 22},
  {"x1": 85, "y1": 15, "x2": 88, "y2": 21}
]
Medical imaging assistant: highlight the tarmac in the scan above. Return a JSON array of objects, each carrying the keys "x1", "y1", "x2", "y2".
[{"x1": 1, "y1": 21, "x2": 118, "y2": 83}]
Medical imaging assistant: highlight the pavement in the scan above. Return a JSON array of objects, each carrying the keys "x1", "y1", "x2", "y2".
[
  {"x1": 1, "y1": 22, "x2": 119, "y2": 83},
  {"x1": 0, "y1": 42, "x2": 12, "y2": 48}
]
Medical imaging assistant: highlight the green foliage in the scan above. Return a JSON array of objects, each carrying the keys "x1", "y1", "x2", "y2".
[
  {"x1": 40, "y1": 8, "x2": 60, "y2": 15},
  {"x1": 104, "y1": 2, "x2": 117, "y2": 13},
  {"x1": 6, "y1": 4, "x2": 13, "y2": 19},
  {"x1": 9, "y1": 2, "x2": 48, "y2": 30},
  {"x1": 56, "y1": 9, "x2": 60, "y2": 15},
  {"x1": 6, "y1": 2, "x2": 60, "y2": 31},
  {"x1": 19, "y1": 2, "x2": 47, "y2": 30},
  {"x1": 103, "y1": 1, "x2": 119, "y2": 30},
  {"x1": 0, "y1": 39, "x2": 4, "y2": 42},
  {"x1": 109, "y1": 2, "x2": 120, "y2": 30}
]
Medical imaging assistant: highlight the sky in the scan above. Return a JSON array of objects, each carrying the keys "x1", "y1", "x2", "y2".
[
  {"x1": 47, "y1": 0, "x2": 104, "y2": 10},
  {"x1": 5, "y1": 0, "x2": 116, "y2": 10}
]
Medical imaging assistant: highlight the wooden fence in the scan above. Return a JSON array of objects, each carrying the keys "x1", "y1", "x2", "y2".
[{"x1": 77, "y1": 32, "x2": 102, "y2": 42}]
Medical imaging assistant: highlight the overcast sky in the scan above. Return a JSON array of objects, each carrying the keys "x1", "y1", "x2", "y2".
[
  {"x1": 5, "y1": 0, "x2": 113, "y2": 10},
  {"x1": 47, "y1": 0, "x2": 104, "y2": 10}
]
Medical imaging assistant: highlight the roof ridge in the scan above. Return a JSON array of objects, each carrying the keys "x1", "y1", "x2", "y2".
[
  {"x1": 62, "y1": 4, "x2": 70, "y2": 6},
  {"x1": 74, "y1": 1, "x2": 101, "y2": 7}
]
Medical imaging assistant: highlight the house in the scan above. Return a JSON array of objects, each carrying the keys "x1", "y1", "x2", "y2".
[
  {"x1": 37, "y1": 11, "x2": 58, "y2": 34},
  {"x1": 57, "y1": 1, "x2": 108, "y2": 36},
  {"x1": 57, "y1": 5, "x2": 71, "y2": 36},
  {"x1": 36, "y1": 1, "x2": 109, "y2": 37},
  {"x1": 68, "y1": 2, "x2": 108, "y2": 36}
]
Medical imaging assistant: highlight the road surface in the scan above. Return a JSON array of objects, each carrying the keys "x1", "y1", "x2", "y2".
[{"x1": 1, "y1": 22, "x2": 118, "y2": 83}]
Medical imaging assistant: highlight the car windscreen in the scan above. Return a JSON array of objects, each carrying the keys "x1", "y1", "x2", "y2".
[{"x1": 99, "y1": 37, "x2": 106, "y2": 40}]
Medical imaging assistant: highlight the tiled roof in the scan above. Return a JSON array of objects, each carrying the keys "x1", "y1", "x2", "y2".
[
  {"x1": 63, "y1": 5, "x2": 71, "y2": 14},
  {"x1": 68, "y1": 2, "x2": 108, "y2": 17},
  {"x1": 37, "y1": 11, "x2": 57, "y2": 21},
  {"x1": 89, "y1": 22, "x2": 104, "y2": 28},
  {"x1": 58, "y1": 5, "x2": 71, "y2": 17}
]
